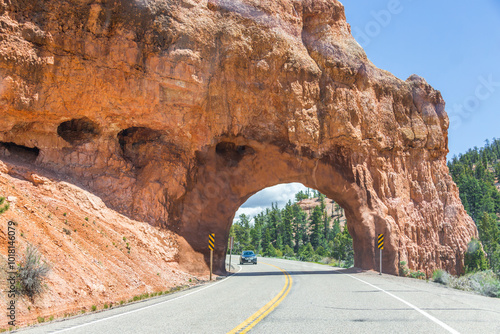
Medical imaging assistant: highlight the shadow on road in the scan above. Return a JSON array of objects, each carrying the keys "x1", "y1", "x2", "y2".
[{"x1": 230, "y1": 267, "x2": 364, "y2": 277}]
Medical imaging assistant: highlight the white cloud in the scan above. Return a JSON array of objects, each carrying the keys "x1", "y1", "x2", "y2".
[{"x1": 233, "y1": 183, "x2": 308, "y2": 223}]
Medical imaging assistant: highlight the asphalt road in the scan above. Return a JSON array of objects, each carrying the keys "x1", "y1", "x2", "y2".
[{"x1": 18, "y1": 258, "x2": 500, "y2": 333}]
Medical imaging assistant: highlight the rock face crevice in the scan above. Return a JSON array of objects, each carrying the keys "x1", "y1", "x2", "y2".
[
  {"x1": 57, "y1": 117, "x2": 101, "y2": 145},
  {"x1": 0, "y1": 0, "x2": 477, "y2": 276}
]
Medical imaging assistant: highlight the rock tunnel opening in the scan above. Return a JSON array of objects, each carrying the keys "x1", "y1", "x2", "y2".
[
  {"x1": 176, "y1": 138, "x2": 397, "y2": 276},
  {"x1": 228, "y1": 183, "x2": 354, "y2": 267}
]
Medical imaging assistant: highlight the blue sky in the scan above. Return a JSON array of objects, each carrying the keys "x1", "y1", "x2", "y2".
[
  {"x1": 345, "y1": 0, "x2": 500, "y2": 158},
  {"x1": 235, "y1": 0, "x2": 500, "y2": 221}
]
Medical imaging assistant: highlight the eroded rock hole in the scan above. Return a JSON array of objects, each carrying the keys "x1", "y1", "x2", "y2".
[
  {"x1": 215, "y1": 142, "x2": 254, "y2": 167},
  {"x1": 0, "y1": 142, "x2": 40, "y2": 162},
  {"x1": 117, "y1": 127, "x2": 163, "y2": 168},
  {"x1": 57, "y1": 117, "x2": 100, "y2": 145}
]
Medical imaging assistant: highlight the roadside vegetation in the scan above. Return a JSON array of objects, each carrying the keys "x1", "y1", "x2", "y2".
[
  {"x1": 432, "y1": 269, "x2": 500, "y2": 298},
  {"x1": 0, "y1": 195, "x2": 9, "y2": 214},
  {"x1": 436, "y1": 138, "x2": 500, "y2": 297},
  {"x1": 448, "y1": 138, "x2": 500, "y2": 272},
  {"x1": 229, "y1": 190, "x2": 354, "y2": 268},
  {"x1": 14, "y1": 243, "x2": 51, "y2": 303}
]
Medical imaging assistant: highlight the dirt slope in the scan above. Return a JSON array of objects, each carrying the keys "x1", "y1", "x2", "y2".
[{"x1": 0, "y1": 160, "x2": 201, "y2": 329}]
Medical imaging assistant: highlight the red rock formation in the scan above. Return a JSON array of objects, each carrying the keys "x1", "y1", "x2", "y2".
[{"x1": 0, "y1": 0, "x2": 477, "y2": 276}]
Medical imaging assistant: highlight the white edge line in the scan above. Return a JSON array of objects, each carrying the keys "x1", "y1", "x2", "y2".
[
  {"x1": 51, "y1": 264, "x2": 243, "y2": 333},
  {"x1": 340, "y1": 271, "x2": 460, "y2": 334}
]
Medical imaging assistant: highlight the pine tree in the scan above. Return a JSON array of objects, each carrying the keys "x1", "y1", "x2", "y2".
[
  {"x1": 309, "y1": 205, "x2": 323, "y2": 249},
  {"x1": 495, "y1": 162, "x2": 500, "y2": 181},
  {"x1": 283, "y1": 245, "x2": 294, "y2": 257},
  {"x1": 330, "y1": 218, "x2": 341, "y2": 241},
  {"x1": 234, "y1": 214, "x2": 251, "y2": 250},
  {"x1": 266, "y1": 243, "x2": 277, "y2": 257},
  {"x1": 250, "y1": 228, "x2": 260, "y2": 254},
  {"x1": 332, "y1": 225, "x2": 353, "y2": 266},
  {"x1": 262, "y1": 228, "x2": 271, "y2": 254},
  {"x1": 448, "y1": 138, "x2": 500, "y2": 274},
  {"x1": 464, "y1": 238, "x2": 489, "y2": 273},
  {"x1": 269, "y1": 203, "x2": 281, "y2": 247},
  {"x1": 477, "y1": 212, "x2": 500, "y2": 266},
  {"x1": 276, "y1": 234, "x2": 283, "y2": 252},
  {"x1": 282, "y1": 201, "x2": 294, "y2": 248},
  {"x1": 323, "y1": 209, "x2": 330, "y2": 243},
  {"x1": 299, "y1": 242, "x2": 314, "y2": 261},
  {"x1": 295, "y1": 191, "x2": 309, "y2": 202},
  {"x1": 292, "y1": 204, "x2": 307, "y2": 253}
]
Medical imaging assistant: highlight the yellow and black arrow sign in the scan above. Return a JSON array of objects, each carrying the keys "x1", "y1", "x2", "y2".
[
  {"x1": 208, "y1": 233, "x2": 215, "y2": 251},
  {"x1": 378, "y1": 234, "x2": 384, "y2": 250}
]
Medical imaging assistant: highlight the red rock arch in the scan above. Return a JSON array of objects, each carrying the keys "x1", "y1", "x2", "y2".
[
  {"x1": 0, "y1": 0, "x2": 477, "y2": 276},
  {"x1": 176, "y1": 138, "x2": 389, "y2": 274},
  {"x1": 173, "y1": 136, "x2": 469, "y2": 276}
]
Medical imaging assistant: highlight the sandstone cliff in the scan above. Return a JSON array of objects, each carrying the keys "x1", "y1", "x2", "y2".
[{"x1": 0, "y1": 0, "x2": 477, "y2": 278}]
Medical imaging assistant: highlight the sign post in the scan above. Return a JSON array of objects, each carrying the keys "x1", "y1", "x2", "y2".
[
  {"x1": 228, "y1": 236, "x2": 234, "y2": 272},
  {"x1": 378, "y1": 234, "x2": 384, "y2": 275},
  {"x1": 209, "y1": 233, "x2": 215, "y2": 281}
]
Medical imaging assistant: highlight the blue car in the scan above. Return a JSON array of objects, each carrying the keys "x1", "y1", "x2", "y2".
[{"x1": 240, "y1": 250, "x2": 257, "y2": 265}]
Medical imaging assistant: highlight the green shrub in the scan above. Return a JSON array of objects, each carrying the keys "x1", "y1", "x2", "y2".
[
  {"x1": 409, "y1": 270, "x2": 426, "y2": 279},
  {"x1": 315, "y1": 246, "x2": 327, "y2": 257},
  {"x1": 103, "y1": 303, "x2": 108, "y2": 309},
  {"x1": 265, "y1": 244, "x2": 277, "y2": 257},
  {"x1": 432, "y1": 269, "x2": 450, "y2": 285},
  {"x1": 399, "y1": 261, "x2": 409, "y2": 277},
  {"x1": 464, "y1": 239, "x2": 488, "y2": 273},
  {"x1": 311, "y1": 254, "x2": 322, "y2": 263},
  {"x1": 444, "y1": 270, "x2": 500, "y2": 298},
  {"x1": 469, "y1": 271, "x2": 500, "y2": 297},
  {"x1": 91, "y1": 305, "x2": 97, "y2": 311},
  {"x1": 0, "y1": 196, "x2": 10, "y2": 214},
  {"x1": 14, "y1": 244, "x2": 50, "y2": 302},
  {"x1": 283, "y1": 245, "x2": 294, "y2": 257},
  {"x1": 299, "y1": 243, "x2": 314, "y2": 261}
]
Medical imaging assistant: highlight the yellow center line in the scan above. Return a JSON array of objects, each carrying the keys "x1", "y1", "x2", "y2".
[{"x1": 227, "y1": 262, "x2": 293, "y2": 334}]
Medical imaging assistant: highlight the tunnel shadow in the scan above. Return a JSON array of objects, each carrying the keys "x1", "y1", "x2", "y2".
[{"x1": 229, "y1": 267, "x2": 364, "y2": 277}]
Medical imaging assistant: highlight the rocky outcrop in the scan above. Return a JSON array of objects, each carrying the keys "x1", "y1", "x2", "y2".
[{"x1": 0, "y1": 0, "x2": 477, "y2": 276}]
